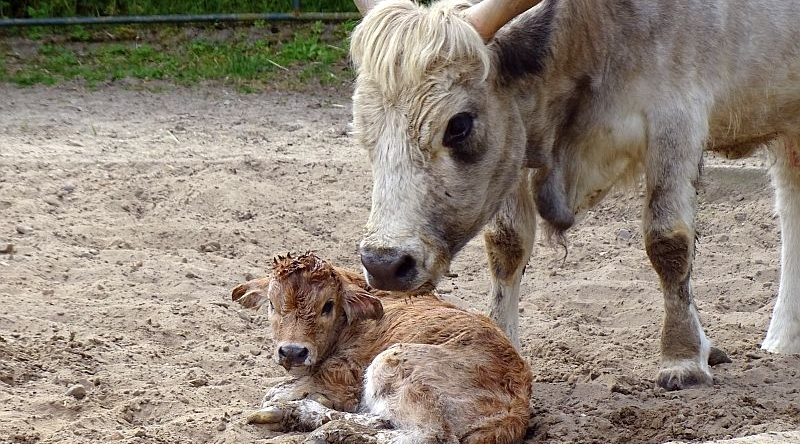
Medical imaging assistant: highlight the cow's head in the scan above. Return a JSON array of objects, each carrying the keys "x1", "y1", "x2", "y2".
[
  {"x1": 231, "y1": 253, "x2": 383, "y2": 375},
  {"x1": 351, "y1": 0, "x2": 551, "y2": 291}
]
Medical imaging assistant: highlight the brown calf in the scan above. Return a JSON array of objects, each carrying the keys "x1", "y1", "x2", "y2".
[{"x1": 232, "y1": 253, "x2": 532, "y2": 444}]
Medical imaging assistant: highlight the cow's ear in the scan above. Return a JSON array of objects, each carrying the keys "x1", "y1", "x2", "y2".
[
  {"x1": 488, "y1": 0, "x2": 556, "y2": 83},
  {"x1": 231, "y1": 277, "x2": 272, "y2": 310},
  {"x1": 342, "y1": 285, "x2": 384, "y2": 323}
]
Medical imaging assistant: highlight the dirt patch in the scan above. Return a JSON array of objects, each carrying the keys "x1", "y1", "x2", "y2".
[{"x1": 0, "y1": 84, "x2": 798, "y2": 443}]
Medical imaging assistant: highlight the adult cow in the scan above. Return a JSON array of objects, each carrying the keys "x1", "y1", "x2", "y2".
[{"x1": 350, "y1": 0, "x2": 800, "y2": 390}]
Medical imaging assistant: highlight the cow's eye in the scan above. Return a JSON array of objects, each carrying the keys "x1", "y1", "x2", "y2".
[
  {"x1": 443, "y1": 113, "x2": 473, "y2": 148},
  {"x1": 321, "y1": 300, "x2": 334, "y2": 316},
  {"x1": 268, "y1": 300, "x2": 274, "y2": 311}
]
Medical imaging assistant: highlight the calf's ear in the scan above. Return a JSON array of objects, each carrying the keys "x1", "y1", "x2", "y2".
[
  {"x1": 231, "y1": 277, "x2": 271, "y2": 309},
  {"x1": 334, "y1": 266, "x2": 384, "y2": 322},
  {"x1": 342, "y1": 286, "x2": 384, "y2": 323}
]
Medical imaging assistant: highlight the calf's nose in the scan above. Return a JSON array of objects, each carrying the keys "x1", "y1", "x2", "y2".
[
  {"x1": 278, "y1": 345, "x2": 309, "y2": 368},
  {"x1": 360, "y1": 248, "x2": 418, "y2": 291}
]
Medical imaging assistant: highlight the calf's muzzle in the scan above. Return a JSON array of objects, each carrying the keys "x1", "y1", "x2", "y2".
[{"x1": 277, "y1": 344, "x2": 310, "y2": 370}]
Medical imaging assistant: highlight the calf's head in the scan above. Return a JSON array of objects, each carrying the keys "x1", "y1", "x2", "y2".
[
  {"x1": 351, "y1": 0, "x2": 546, "y2": 291},
  {"x1": 232, "y1": 253, "x2": 383, "y2": 375}
]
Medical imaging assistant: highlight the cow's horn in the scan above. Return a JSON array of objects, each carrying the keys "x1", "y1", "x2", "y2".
[
  {"x1": 353, "y1": 0, "x2": 380, "y2": 15},
  {"x1": 466, "y1": 0, "x2": 543, "y2": 42}
]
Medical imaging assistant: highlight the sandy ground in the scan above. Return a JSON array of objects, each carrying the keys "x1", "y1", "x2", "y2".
[
  {"x1": 669, "y1": 431, "x2": 800, "y2": 444},
  {"x1": 0, "y1": 84, "x2": 798, "y2": 444}
]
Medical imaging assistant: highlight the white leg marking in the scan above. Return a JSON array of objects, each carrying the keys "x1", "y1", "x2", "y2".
[
  {"x1": 489, "y1": 278, "x2": 521, "y2": 348},
  {"x1": 763, "y1": 142, "x2": 800, "y2": 354}
]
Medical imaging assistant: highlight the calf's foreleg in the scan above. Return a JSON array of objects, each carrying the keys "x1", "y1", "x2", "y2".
[{"x1": 248, "y1": 399, "x2": 387, "y2": 433}]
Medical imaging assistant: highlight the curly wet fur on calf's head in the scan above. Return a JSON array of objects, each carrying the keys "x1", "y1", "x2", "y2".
[
  {"x1": 270, "y1": 253, "x2": 336, "y2": 309},
  {"x1": 268, "y1": 253, "x2": 383, "y2": 322}
]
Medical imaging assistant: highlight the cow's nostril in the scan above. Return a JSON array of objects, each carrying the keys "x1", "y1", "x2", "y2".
[
  {"x1": 360, "y1": 248, "x2": 419, "y2": 291},
  {"x1": 297, "y1": 347, "x2": 309, "y2": 360},
  {"x1": 395, "y1": 255, "x2": 416, "y2": 280}
]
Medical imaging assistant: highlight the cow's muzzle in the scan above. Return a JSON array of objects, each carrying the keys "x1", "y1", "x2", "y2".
[{"x1": 360, "y1": 246, "x2": 420, "y2": 291}]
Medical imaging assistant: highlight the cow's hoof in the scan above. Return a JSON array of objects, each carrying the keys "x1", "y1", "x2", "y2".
[
  {"x1": 656, "y1": 361, "x2": 712, "y2": 391},
  {"x1": 761, "y1": 336, "x2": 800, "y2": 354},
  {"x1": 708, "y1": 346, "x2": 732, "y2": 366},
  {"x1": 303, "y1": 420, "x2": 377, "y2": 444}
]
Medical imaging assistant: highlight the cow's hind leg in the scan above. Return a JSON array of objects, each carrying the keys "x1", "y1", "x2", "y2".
[
  {"x1": 762, "y1": 137, "x2": 800, "y2": 354},
  {"x1": 484, "y1": 171, "x2": 537, "y2": 348},
  {"x1": 645, "y1": 110, "x2": 716, "y2": 390}
]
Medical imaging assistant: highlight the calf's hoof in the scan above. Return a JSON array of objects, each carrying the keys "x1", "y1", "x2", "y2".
[
  {"x1": 247, "y1": 405, "x2": 286, "y2": 431},
  {"x1": 656, "y1": 361, "x2": 712, "y2": 391}
]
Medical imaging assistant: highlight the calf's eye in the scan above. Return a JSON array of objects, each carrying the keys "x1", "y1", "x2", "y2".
[{"x1": 321, "y1": 300, "x2": 334, "y2": 316}]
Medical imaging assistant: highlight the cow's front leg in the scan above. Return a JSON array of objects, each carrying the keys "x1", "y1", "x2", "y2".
[
  {"x1": 484, "y1": 172, "x2": 537, "y2": 348},
  {"x1": 645, "y1": 113, "x2": 715, "y2": 390},
  {"x1": 762, "y1": 138, "x2": 800, "y2": 354}
]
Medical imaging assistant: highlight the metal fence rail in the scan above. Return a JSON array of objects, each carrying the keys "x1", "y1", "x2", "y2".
[
  {"x1": 0, "y1": 0, "x2": 360, "y2": 27},
  {"x1": 0, "y1": 12, "x2": 360, "y2": 27}
]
